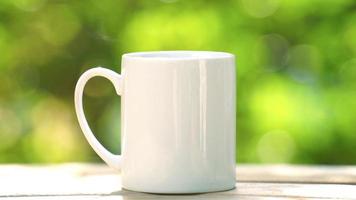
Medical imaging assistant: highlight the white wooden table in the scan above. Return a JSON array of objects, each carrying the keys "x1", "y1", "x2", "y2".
[{"x1": 1, "y1": 163, "x2": 356, "y2": 199}]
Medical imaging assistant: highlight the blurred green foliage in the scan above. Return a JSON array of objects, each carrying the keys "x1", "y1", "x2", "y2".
[{"x1": 0, "y1": 0, "x2": 355, "y2": 164}]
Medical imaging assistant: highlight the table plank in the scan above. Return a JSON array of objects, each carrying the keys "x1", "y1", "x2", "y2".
[
  {"x1": 237, "y1": 164, "x2": 356, "y2": 184},
  {"x1": 0, "y1": 163, "x2": 356, "y2": 199}
]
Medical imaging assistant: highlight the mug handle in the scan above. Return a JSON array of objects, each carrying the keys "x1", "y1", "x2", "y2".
[{"x1": 74, "y1": 67, "x2": 122, "y2": 170}]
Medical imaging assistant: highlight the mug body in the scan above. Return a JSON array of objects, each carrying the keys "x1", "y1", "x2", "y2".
[{"x1": 121, "y1": 51, "x2": 236, "y2": 193}]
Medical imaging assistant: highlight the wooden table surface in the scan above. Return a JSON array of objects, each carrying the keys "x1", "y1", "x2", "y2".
[{"x1": 1, "y1": 163, "x2": 356, "y2": 199}]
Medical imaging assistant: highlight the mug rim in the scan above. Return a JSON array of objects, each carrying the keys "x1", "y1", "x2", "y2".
[{"x1": 123, "y1": 50, "x2": 234, "y2": 61}]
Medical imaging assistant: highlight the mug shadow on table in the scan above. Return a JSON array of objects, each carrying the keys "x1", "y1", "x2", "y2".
[{"x1": 108, "y1": 187, "x2": 240, "y2": 200}]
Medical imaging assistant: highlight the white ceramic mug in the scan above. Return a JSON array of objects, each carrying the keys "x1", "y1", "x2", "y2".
[{"x1": 74, "y1": 51, "x2": 236, "y2": 194}]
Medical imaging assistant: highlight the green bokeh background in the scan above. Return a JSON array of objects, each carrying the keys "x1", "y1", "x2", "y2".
[{"x1": 0, "y1": 0, "x2": 355, "y2": 164}]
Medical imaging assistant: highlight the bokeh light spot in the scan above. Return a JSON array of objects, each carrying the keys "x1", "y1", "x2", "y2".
[
  {"x1": 160, "y1": 0, "x2": 178, "y2": 3},
  {"x1": 35, "y1": 5, "x2": 81, "y2": 46},
  {"x1": 287, "y1": 44, "x2": 322, "y2": 83},
  {"x1": 339, "y1": 58, "x2": 356, "y2": 83},
  {"x1": 13, "y1": 0, "x2": 46, "y2": 12},
  {"x1": 249, "y1": 76, "x2": 299, "y2": 129},
  {"x1": 343, "y1": 14, "x2": 356, "y2": 54},
  {"x1": 254, "y1": 34, "x2": 289, "y2": 72},
  {"x1": 257, "y1": 130, "x2": 296, "y2": 163},
  {"x1": 242, "y1": 0, "x2": 280, "y2": 18},
  {"x1": 0, "y1": 106, "x2": 22, "y2": 151},
  {"x1": 29, "y1": 96, "x2": 88, "y2": 162}
]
